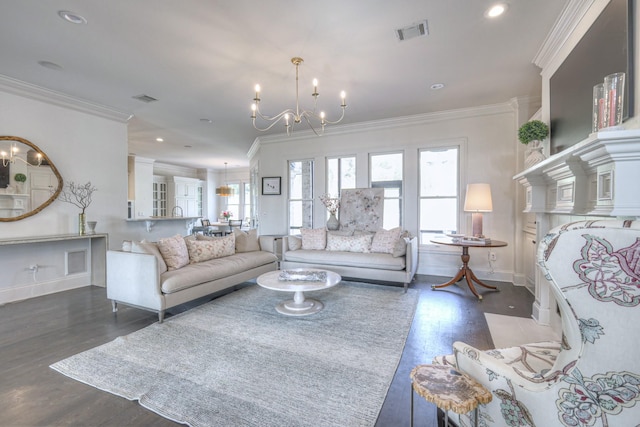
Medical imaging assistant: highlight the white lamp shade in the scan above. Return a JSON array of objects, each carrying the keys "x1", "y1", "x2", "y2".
[{"x1": 464, "y1": 183, "x2": 493, "y2": 212}]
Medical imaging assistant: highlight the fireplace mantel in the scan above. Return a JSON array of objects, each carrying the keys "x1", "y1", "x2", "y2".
[{"x1": 514, "y1": 128, "x2": 640, "y2": 218}]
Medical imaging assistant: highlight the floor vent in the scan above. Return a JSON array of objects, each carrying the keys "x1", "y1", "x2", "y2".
[{"x1": 66, "y1": 250, "x2": 87, "y2": 275}]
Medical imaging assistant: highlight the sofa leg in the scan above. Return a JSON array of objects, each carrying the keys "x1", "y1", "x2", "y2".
[
  {"x1": 111, "y1": 300, "x2": 118, "y2": 313},
  {"x1": 404, "y1": 282, "x2": 408, "y2": 293},
  {"x1": 158, "y1": 310, "x2": 165, "y2": 323}
]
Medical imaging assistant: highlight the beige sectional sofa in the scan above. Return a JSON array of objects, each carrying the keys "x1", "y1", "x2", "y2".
[
  {"x1": 280, "y1": 227, "x2": 418, "y2": 291},
  {"x1": 107, "y1": 231, "x2": 278, "y2": 322}
]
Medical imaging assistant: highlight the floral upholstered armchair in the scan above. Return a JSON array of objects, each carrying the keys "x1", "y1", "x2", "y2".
[{"x1": 434, "y1": 220, "x2": 640, "y2": 426}]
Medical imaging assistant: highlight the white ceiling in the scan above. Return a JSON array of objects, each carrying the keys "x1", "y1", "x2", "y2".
[{"x1": 0, "y1": 1, "x2": 568, "y2": 170}]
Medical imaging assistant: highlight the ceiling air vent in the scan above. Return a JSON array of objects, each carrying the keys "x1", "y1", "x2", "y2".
[
  {"x1": 395, "y1": 20, "x2": 429, "y2": 42},
  {"x1": 132, "y1": 94, "x2": 158, "y2": 103}
]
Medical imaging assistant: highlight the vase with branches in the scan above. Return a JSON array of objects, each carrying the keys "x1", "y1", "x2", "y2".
[
  {"x1": 58, "y1": 181, "x2": 97, "y2": 235},
  {"x1": 319, "y1": 194, "x2": 340, "y2": 230}
]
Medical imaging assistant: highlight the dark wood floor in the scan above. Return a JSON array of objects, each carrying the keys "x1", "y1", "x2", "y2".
[{"x1": 0, "y1": 275, "x2": 533, "y2": 427}]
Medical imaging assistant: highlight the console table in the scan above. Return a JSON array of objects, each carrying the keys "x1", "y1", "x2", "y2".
[{"x1": 0, "y1": 233, "x2": 108, "y2": 304}]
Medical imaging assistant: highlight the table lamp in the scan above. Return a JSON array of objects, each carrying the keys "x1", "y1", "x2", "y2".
[{"x1": 464, "y1": 183, "x2": 493, "y2": 237}]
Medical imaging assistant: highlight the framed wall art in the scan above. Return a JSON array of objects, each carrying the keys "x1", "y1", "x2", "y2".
[{"x1": 262, "y1": 177, "x2": 281, "y2": 195}]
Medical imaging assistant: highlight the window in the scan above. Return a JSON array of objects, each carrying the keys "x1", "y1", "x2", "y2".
[
  {"x1": 419, "y1": 147, "x2": 459, "y2": 244},
  {"x1": 224, "y1": 183, "x2": 241, "y2": 220},
  {"x1": 370, "y1": 152, "x2": 403, "y2": 229},
  {"x1": 326, "y1": 156, "x2": 356, "y2": 196},
  {"x1": 288, "y1": 159, "x2": 314, "y2": 235},
  {"x1": 326, "y1": 156, "x2": 355, "y2": 219},
  {"x1": 243, "y1": 183, "x2": 251, "y2": 225}
]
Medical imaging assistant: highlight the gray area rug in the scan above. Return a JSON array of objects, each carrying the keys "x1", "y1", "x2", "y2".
[{"x1": 51, "y1": 281, "x2": 419, "y2": 427}]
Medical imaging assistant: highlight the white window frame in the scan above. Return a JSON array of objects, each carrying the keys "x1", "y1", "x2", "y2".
[{"x1": 369, "y1": 151, "x2": 404, "y2": 229}]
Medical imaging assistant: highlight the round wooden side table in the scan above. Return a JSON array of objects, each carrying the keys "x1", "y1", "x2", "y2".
[{"x1": 410, "y1": 364, "x2": 492, "y2": 427}]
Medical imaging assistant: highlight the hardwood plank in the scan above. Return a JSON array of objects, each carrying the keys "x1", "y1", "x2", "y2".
[{"x1": 0, "y1": 275, "x2": 533, "y2": 427}]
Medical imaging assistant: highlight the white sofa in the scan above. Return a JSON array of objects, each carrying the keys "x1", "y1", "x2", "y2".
[
  {"x1": 107, "y1": 233, "x2": 278, "y2": 322},
  {"x1": 280, "y1": 230, "x2": 418, "y2": 291}
]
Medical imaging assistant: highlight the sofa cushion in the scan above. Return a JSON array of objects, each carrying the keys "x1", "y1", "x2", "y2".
[
  {"x1": 288, "y1": 235, "x2": 302, "y2": 251},
  {"x1": 160, "y1": 251, "x2": 278, "y2": 294},
  {"x1": 233, "y1": 228, "x2": 260, "y2": 252},
  {"x1": 326, "y1": 233, "x2": 372, "y2": 253},
  {"x1": 283, "y1": 249, "x2": 405, "y2": 271},
  {"x1": 186, "y1": 235, "x2": 235, "y2": 263},
  {"x1": 131, "y1": 240, "x2": 168, "y2": 275},
  {"x1": 301, "y1": 228, "x2": 326, "y2": 250},
  {"x1": 371, "y1": 227, "x2": 402, "y2": 254},
  {"x1": 157, "y1": 234, "x2": 190, "y2": 270}
]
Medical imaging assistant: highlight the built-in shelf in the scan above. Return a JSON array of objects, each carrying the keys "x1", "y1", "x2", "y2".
[
  {"x1": 514, "y1": 128, "x2": 640, "y2": 217},
  {"x1": 127, "y1": 216, "x2": 201, "y2": 232}
]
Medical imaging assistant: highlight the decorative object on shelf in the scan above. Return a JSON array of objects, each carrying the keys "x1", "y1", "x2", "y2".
[
  {"x1": 220, "y1": 210, "x2": 232, "y2": 221},
  {"x1": 319, "y1": 193, "x2": 340, "y2": 230},
  {"x1": 216, "y1": 162, "x2": 234, "y2": 197},
  {"x1": 603, "y1": 72, "x2": 625, "y2": 128},
  {"x1": 86, "y1": 221, "x2": 97, "y2": 235},
  {"x1": 593, "y1": 83, "x2": 605, "y2": 132},
  {"x1": 464, "y1": 183, "x2": 492, "y2": 238},
  {"x1": 58, "y1": 181, "x2": 97, "y2": 235},
  {"x1": 518, "y1": 120, "x2": 549, "y2": 169},
  {"x1": 251, "y1": 57, "x2": 347, "y2": 136},
  {"x1": 14, "y1": 173, "x2": 26, "y2": 194},
  {"x1": 262, "y1": 177, "x2": 281, "y2": 195}
]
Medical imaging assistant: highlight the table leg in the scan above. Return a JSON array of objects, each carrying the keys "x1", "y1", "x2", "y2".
[
  {"x1": 410, "y1": 383, "x2": 414, "y2": 427},
  {"x1": 432, "y1": 246, "x2": 498, "y2": 300}
]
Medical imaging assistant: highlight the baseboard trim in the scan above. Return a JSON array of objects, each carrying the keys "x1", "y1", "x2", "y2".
[{"x1": 0, "y1": 275, "x2": 90, "y2": 304}]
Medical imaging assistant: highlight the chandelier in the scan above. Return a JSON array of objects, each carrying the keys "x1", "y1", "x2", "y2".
[
  {"x1": 1, "y1": 142, "x2": 43, "y2": 167},
  {"x1": 251, "y1": 57, "x2": 347, "y2": 136},
  {"x1": 216, "y1": 162, "x2": 234, "y2": 197}
]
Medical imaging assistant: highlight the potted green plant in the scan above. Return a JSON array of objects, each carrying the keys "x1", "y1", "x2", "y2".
[
  {"x1": 518, "y1": 120, "x2": 549, "y2": 145},
  {"x1": 518, "y1": 120, "x2": 549, "y2": 168},
  {"x1": 14, "y1": 173, "x2": 26, "y2": 193}
]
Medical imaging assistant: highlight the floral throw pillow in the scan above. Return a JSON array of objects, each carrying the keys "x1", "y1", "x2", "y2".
[
  {"x1": 301, "y1": 228, "x2": 327, "y2": 250},
  {"x1": 157, "y1": 234, "x2": 190, "y2": 270},
  {"x1": 326, "y1": 234, "x2": 372, "y2": 253},
  {"x1": 186, "y1": 234, "x2": 235, "y2": 263},
  {"x1": 371, "y1": 227, "x2": 402, "y2": 254}
]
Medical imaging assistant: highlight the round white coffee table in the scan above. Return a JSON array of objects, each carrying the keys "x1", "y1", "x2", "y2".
[{"x1": 256, "y1": 268, "x2": 341, "y2": 316}]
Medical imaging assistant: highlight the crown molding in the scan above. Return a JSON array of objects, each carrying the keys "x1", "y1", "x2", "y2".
[
  {"x1": 251, "y1": 101, "x2": 517, "y2": 149},
  {"x1": 0, "y1": 74, "x2": 133, "y2": 123},
  {"x1": 533, "y1": 0, "x2": 609, "y2": 75}
]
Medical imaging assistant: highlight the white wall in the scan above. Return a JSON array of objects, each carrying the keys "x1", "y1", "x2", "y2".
[{"x1": 251, "y1": 102, "x2": 523, "y2": 282}]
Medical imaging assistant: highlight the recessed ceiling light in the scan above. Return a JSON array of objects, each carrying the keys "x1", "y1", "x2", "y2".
[
  {"x1": 430, "y1": 83, "x2": 445, "y2": 90},
  {"x1": 485, "y1": 3, "x2": 508, "y2": 18},
  {"x1": 156, "y1": 137, "x2": 164, "y2": 142},
  {"x1": 38, "y1": 60, "x2": 63, "y2": 70},
  {"x1": 58, "y1": 10, "x2": 87, "y2": 24}
]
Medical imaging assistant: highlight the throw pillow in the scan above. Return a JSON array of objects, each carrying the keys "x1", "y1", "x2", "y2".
[
  {"x1": 301, "y1": 228, "x2": 327, "y2": 250},
  {"x1": 186, "y1": 234, "x2": 235, "y2": 263},
  {"x1": 288, "y1": 235, "x2": 302, "y2": 251},
  {"x1": 326, "y1": 233, "x2": 372, "y2": 253},
  {"x1": 157, "y1": 234, "x2": 190, "y2": 270},
  {"x1": 371, "y1": 227, "x2": 402, "y2": 254},
  {"x1": 392, "y1": 230, "x2": 413, "y2": 258},
  {"x1": 131, "y1": 240, "x2": 168, "y2": 275},
  {"x1": 233, "y1": 228, "x2": 260, "y2": 252}
]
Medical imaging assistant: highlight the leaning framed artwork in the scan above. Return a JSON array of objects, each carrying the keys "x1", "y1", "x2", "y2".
[{"x1": 262, "y1": 177, "x2": 281, "y2": 195}]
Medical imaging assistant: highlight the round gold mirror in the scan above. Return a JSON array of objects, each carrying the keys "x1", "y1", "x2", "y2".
[{"x1": 0, "y1": 136, "x2": 63, "y2": 221}]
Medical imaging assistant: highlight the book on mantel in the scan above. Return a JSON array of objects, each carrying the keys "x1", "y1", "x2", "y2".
[{"x1": 461, "y1": 236, "x2": 492, "y2": 245}]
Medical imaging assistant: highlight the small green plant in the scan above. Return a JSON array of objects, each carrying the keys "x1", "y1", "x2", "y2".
[
  {"x1": 518, "y1": 120, "x2": 549, "y2": 145},
  {"x1": 14, "y1": 173, "x2": 26, "y2": 183}
]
